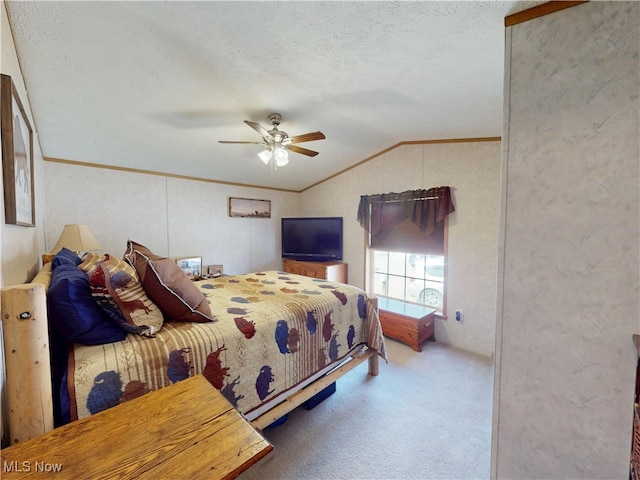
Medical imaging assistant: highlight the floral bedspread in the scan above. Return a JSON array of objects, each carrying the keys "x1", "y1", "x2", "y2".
[{"x1": 68, "y1": 271, "x2": 385, "y2": 420}]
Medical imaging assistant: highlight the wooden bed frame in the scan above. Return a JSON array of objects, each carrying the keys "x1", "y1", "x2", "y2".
[{"x1": 1, "y1": 262, "x2": 380, "y2": 443}]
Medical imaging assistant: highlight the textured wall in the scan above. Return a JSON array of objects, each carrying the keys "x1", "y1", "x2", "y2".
[
  {"x1": 44, "y1": 162, "x2": 299, "y2": 274},
  {"x1": 301, "y1": 141, "x2": 501, "y2": 357},
  {"x1": 493, "y1": 2, "x2": 640, "y2": 477},
  {"x1": 0, "y1": 1, "x2": 48, "y2": 448},
  {"x1": 0, "y1": 2, "x2": 46, "y2": 287}
]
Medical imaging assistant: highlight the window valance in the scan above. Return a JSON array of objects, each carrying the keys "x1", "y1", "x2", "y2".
[{"x1": 357, "y1": 187, "x2": 455, "y2": 254}]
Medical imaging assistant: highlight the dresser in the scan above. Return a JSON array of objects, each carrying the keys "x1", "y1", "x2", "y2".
[{"x1": 282, "y1": 259, "x2": 347, "y2": 283}]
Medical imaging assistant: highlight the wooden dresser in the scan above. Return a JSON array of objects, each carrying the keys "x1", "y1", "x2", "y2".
[
  {"x1": 282, "y1": 259, "x2": 347, "y2": 283},
  {"x1": 378, "y1": 297, "x2": 435, "y2": 352}
]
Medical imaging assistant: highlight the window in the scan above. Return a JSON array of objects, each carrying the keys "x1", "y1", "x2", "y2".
[
  {"x1": 371, "y1": 251, "x2": 446, "y2": 313},
  {"x1": 358, "y1": 187, "x2": 454, "y2": 316}
]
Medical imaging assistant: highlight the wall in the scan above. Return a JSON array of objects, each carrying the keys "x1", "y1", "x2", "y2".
[
  {"x1": 44, "y1": 162, "x2": 300, "y2": 274},
  {"x1": 0, "y1": 1, "x2": 47, "y2": 446},
  {"x1": 0, "y1": 3, "x2": 46, "y2": 285},
  {"x1": 301, "y1": 140, "x2": 501, "y2": 358},
  {"x1": 493, "y1": 2, "x2": 639, "y2": 477}
]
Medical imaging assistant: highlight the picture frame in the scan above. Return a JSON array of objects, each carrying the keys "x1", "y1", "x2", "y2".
[
  {"x1": 229, "y1": 197, "x2": 271, "y2": 218},
  {"x1": 1, "y1": 74, "x2": 35, "y2": 227},
  {"x1": 175, "y1": 256, "x2": 202, "y2": 277},
  {"x1": 207, "y1": 264, "x2": 224, "y2": 277}
]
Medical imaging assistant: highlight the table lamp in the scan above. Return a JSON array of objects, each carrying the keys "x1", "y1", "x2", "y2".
[{"x1": 43, "y1": 224, "x2": 103, "y2": 264}]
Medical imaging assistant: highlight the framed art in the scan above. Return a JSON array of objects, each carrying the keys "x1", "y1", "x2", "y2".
[
  {"x1": 229, "y1": 197, "x2": 271, "y2": 218},
  {"x1": 1, "y1": 74, "x2": 35, "y2": 227},
  {"x1": 207, "y1": 264, "x2": 224, "y2": 277},
  {"x1": 175, "y1": 257, "x2": 202, "y2": 277}
]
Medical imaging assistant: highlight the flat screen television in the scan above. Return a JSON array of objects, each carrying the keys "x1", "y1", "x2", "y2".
[{"x1": 281, "y1": 217, "x2": 343, "y2": 262}]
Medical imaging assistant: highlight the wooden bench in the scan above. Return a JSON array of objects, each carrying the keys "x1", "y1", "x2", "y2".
[{"x1": 0, "y1": 375, "x2": 272, "y2": 479}]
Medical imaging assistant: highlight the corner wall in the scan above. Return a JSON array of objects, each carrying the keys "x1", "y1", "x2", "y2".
[
  {"x1": 493, "y1": 2, "x2": 640, "y2": 477},
  {"x1": 300, "y1": 140, "x2": 501, "y2": 358}
]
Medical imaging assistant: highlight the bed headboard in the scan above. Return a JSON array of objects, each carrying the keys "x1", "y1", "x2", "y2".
[{"x1": 1, "y1": 262, "x2": 54, "y2": 445}]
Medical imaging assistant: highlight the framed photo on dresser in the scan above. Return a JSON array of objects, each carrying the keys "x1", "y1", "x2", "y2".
[{"x1": 175, "y1": 257, "x2": 202, "y2": 277}]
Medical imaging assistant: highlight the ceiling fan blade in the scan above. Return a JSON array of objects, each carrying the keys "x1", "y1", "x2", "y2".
[
  {"x1": 218, "y1": 140, "x2": 263, "y2": 144},
  {"x1": 244, "y1": 120, "x2": 273, "y2": 142},
  {"x1": 288, "y1": 145, "x2": 319, "y2": 157},
  {"x1": 287, "y1": 131, "x2": 326, "y2": 144}
]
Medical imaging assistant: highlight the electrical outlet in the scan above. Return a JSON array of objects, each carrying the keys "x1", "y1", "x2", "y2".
[{"x1": 455, "y1": 310, "x2": 463, "y2": 322}]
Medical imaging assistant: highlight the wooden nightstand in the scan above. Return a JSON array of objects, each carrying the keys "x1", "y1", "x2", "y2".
[{"x1": 378, "y1": 298, "x2": 436, "y2": 352}]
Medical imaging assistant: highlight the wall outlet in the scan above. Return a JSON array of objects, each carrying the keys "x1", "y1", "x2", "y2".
[{"x1": 455, "y1": 310, "x2": 463, "y2": 322}]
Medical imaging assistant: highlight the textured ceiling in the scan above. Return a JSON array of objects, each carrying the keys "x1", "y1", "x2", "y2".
[{"x1": 6, "y1": 1, "x2": 540, "y2": 191}]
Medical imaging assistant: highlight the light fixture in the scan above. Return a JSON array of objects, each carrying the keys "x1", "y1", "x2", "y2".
[
  {"x1": 256, "y1": 144, "x2": 289, "y2": 168},
  {"x1": 257, "y1": 148, "x2": 272, "y2": 165},
  {"x1": 51, "y1": 224, "x2": 103, "y2": 254},
  {"x1": 274, "y1": 146, "x2": 289, "y2": 167}
]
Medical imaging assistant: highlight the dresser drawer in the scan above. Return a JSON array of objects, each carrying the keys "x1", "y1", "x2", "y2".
[
  {"x1": 282, "y1": 260, "x2": 347, "y2": 283},
  {"x1": 299, "y1": 265, "x2": 324, "y2": 279},
  {"x1": 283, "y1": 261, "x2": 302, "y2": 275}
]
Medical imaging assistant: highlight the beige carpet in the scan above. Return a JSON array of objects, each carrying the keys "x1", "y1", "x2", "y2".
[{"x1": 239, "y1": 338, "x2": 494, "y2": 480}]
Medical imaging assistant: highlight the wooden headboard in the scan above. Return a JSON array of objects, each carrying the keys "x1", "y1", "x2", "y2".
[{"x1": 1, "y1": 262, "x2": 54, "y2": 445}]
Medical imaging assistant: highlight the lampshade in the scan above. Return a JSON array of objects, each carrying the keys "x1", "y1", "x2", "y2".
[
  {"x1": 51, "y1": 224, "x2": 103, "y2": 253},
  {"x1": 257, "y1": 148, "x2": 272, "y2": 164},
  {"x1": 274, "y1": 146, "x2": 289, "y2": 167},
  {"x1": 257, "y1": 145, "x2": 289, "y2": 168}
]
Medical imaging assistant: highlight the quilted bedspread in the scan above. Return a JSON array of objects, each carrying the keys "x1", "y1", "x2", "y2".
[{"x1": 68, "y1": 271, "x2": 385, "y2": 421}]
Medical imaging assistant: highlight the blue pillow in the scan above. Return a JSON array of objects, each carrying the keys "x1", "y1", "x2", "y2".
[
  {"x1": 51, "y1": 248, "x2": 82, "y2": 269},
  {"x1": 47, "y1": 265, "x2": 126, "y2": 345}
]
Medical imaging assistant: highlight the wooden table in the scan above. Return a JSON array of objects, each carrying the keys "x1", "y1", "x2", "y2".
[{"x1": 0, "y1": 375, "x2": 272, "y2": 479}]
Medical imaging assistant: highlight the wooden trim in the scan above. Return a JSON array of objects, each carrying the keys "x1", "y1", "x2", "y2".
[
  {"x1": 301, "y1": 136, "x2": 501, "y2": 192},
  {"x1": 505, "y1": 1, "x2": 588, "y2": 27},
  {"x1": 399, "y1": 137, "x2": 501, "y2": 145},
  {"x1": 43, "y1": 156, "x2": 299, "y2": 193},
  {"x1": 46, "y1": 136, "x2": 501, "y2": 194}
]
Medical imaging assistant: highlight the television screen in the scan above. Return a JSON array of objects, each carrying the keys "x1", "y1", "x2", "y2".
[{"x1": 281, "y1": 217, "x2": 343, "y2": 261}]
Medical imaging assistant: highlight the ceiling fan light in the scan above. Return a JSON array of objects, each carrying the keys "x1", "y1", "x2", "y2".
[
  {"x1": 275, "y1": 147, "x2": 289, "y2": 167},
  {"x1": 257, "y1": 148, "x2": 272, "y2": 164}
]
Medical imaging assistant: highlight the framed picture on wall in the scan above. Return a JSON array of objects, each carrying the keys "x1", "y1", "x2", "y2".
[
  {"x1": 1, "y1": 74, "x2": 35, "y2": 227},
  {"x1": 175, "y1": 257, "x2": 202, "y2": 277},
  {"x1": 229, "y1": 197, "x2": 271, "y2": 218}
]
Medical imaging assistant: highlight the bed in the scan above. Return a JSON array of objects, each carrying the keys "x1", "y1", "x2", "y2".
[{"x1": 1, "y1": 241, "x2": 385, "y2": 443}]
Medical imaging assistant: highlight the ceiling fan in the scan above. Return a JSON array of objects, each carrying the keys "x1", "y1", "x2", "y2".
[{"x1": 219, "y1": 113, "x2": 325, "y2": 167}]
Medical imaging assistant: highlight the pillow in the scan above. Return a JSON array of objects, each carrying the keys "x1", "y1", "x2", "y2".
[
  {"x1": 51, "y1": 247, "x2": 82, "y2": 269},
  {"x1": 47, "y1": 264, "x2": 126, "y2": 345},
  {"x1": 79, "y1": 253, "x2": 164, "y2": 336},
  {"x1": 123, "y1": 240, "x2": 214, "y2": 322}
]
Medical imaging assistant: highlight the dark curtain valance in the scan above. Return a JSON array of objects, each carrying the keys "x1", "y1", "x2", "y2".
[{"x1": 357, "y1": 187, "x2": 455, "y2": 240}]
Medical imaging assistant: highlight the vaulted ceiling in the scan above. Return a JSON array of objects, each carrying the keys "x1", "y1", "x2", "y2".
[{"x1": 6, "y1": 1, "x2": 540, "y2": 191}]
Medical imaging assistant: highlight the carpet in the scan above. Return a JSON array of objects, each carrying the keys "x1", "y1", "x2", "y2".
[{"x1": 238, "y1": 338, "x2": 494, "y2": 480}]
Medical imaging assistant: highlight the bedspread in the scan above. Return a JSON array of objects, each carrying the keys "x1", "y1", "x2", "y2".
[{"x1": 68, "y1": 271, "x2": 385, "y2": 421}]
